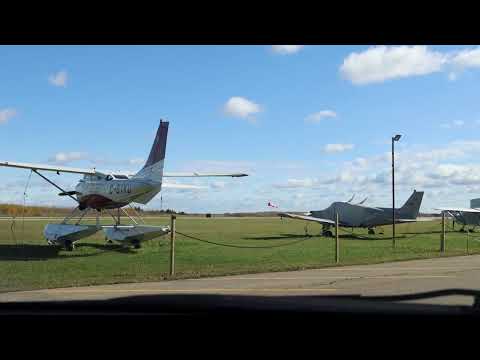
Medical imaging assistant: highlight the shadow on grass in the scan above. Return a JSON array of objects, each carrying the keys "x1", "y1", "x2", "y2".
[
  {"x1": 0, "y1": 244, "x2": 98, "y2": 261},
  {"x1": 74, "y1": 242, "x2": 136, "y2": 254}
]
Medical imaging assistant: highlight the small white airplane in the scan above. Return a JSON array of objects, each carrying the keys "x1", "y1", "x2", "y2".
[
  {"x1": 0, "y1": 120, "x2": 248, "y2": 250},
  {"x1": 435, "y1": 198, "x2": 480, "y2": 232}
]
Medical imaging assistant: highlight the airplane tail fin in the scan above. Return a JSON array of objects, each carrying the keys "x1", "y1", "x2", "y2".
[
  {"x1": 398, "y1": 190, "x2": 424, "y2": 219},
  {"x1": 132, "y1": 120, "x2": 169, "y2": 182}
]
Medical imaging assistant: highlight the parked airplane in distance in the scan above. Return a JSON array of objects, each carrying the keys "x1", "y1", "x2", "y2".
[
  {"x1": 269, "y1": 190, "x2": 424, "y2": 236},
  {"x1": 0, "y1": 120, "x2": 248, "y2": 250},
  {"x1": 435, "y1": 198, "x2": 480, "y2": 232}
]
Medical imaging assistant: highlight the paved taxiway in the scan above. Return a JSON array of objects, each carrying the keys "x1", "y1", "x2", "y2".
[{"x1": 1, "y1": 254, "x2": 479, "y2": 306}]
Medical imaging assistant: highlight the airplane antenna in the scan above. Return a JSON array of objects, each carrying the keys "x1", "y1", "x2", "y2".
[{"x1": 347, "y1": 194, "x2": 355, "y2": 203}]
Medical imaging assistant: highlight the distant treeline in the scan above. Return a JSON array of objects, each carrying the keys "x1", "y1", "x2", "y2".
[
  {"x1": 0, "y1": 203, "x2": 442, "y2": 218},
  {"x1": 0, "y1": 204, "x2": 191, "y2": 217}
]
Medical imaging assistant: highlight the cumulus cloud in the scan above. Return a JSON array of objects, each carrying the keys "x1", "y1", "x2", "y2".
[
  {"x1": 223, "y1": 97, "x2": 261, "y2": 121},
  {"x1": 324, "y1": 143, "x2": 355, "y2": 153},
  {"x1": 305, "y1": 110, "x2": 337, "y2": 123},
  {"x1": 271, "y1": 45, "x2": 304, "y2": 54},
  {"x1": 340, "y1": 46, "x2": 447, "y2": 85},
  {"x1": 48, "y1": 152, "x2": 88, "y2": 165},
  {"x1": 340, "y1": 46, "x2": 480, "y2": 85},
  {"x1": 0, "y1": 108, "x2": 17, "y2": 124},
  {"x1": 48, "y1": 70, "x2": 68, "y2": 87}
]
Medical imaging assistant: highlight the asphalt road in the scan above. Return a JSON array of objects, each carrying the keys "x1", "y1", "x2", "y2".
[{"x1": 1, "y1": 254, "x2": 479, "y2": 306}]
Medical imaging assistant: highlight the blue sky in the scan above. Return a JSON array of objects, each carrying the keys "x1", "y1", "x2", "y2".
[{"x1": 2, "y1": 45, "x2": 480, "y2": 213}]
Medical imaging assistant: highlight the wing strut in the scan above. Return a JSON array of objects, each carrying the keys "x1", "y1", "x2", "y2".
[{"x1": 32, "y1": 170, "x2": 79, "y2": 203}]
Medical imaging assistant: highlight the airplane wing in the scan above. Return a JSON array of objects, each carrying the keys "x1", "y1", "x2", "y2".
[
  {"x1": 163, "y1": 172, "x2": 248, "y2": 177},
  {"x1": 0, "y1": 161, "x2": 97, "y2": 175},
  {"x1": 434, "y1": 207, "x2": 480, "y2": 213},
  {"x1": 279, "y1": 212, "x2": 336, "y2": 225}
]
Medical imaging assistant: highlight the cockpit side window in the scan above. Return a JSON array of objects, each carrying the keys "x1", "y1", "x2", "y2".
[
  {"x1": 113, "y1": 174, "x2": 129, "y2": 180},
  {"x1": 106, "y1": 175, "x2": 113, "y2": 181}
]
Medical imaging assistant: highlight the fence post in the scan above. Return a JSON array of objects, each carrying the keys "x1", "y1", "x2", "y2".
[
  {"x1": 170, "y1": 215, "x2": 176, "y2": 276},
  {"x1": 335, "y1": 212, "x2": 339, "y2": 264},
  {"x1": 440, "y1": 211, "x2": 445, "y2": 253},
  {"x1": 466, "y1": 229, "x2": 469, "y2": 254}
]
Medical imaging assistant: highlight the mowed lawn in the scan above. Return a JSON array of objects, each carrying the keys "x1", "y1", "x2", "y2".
[{"x1": 1, "y1": 216, "x2": 479, "y2": 293}]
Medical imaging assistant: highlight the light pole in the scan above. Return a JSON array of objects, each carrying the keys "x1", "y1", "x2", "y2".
[{"x1": 392, "y1": 134, "x2": 401, "y2": 248}]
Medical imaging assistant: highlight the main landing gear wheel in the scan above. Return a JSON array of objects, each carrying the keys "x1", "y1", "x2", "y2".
[
  {"x1": 368, "y1": 228, "x2": 375, "y2": 235},
  {"x1": 322, "y1": 230, "x2": 333, "y2": 237},
  {"x1": 132, "y1": 240, "x2": 141, "y2": 249},
  {"x1": 64, "y1": 240, "x2": 74, "y2": 252}
]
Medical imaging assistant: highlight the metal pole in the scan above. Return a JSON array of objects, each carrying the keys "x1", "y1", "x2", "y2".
[
  {"x1": 170, "y1": 215, "x2": 176, "y2": 276},
  {"x1": 335, "y1": 212, "x2": 339, "y2": 264},
  {"x1": 392, "y1": 138, "x2": 395, "y2": 249},
  {"x1": 441, "y1": 211, "x2": 445, "y2": 252}
]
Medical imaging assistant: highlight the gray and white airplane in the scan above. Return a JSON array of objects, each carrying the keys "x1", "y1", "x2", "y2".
[
  {"x1": 0, "y1": 120, "x2": 248, "y2": 250},
  {"x1": 276, "y1": 190, "x2": 424, "y2": 236}
]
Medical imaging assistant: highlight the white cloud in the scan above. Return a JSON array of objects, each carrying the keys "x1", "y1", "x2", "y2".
[
  {"x1": 128, "y1": 158, "x2": 145, "y2": 166},
  {"x1": 274, "y1": 178, "x2": 319, "y2": 189},
  {"x1": 48, "y1": 70, "x2": 68, "y2": 87},
  {"x1": 162, "y1": 182, "x2": 207, "y2": 190},
  {"x1": 448, "y1": 72, "x2": 458, "y2": 81},
  {"x1": 451, "y1": 47, "x2": 480, "y2": 68},
  {"x1": 211, "y1": 181, "x2": 226, "y2": 189},
  {"x1": 48, "y1": 152, "x2": 87, "y2": 165},
  {"x1": 223, "y1": 97, "x2": 261, "y2": 121},
  {"x1": 340, "y1": 46, "x2": 447, "y2": 85},
  {"x1": 271, "y1": 45, "x2": 304, "y2": 54},
  {"x1": 0, "y1": 108, "x2": 17, "y2": 124},
  {"x1": 341, "y1": 46, "x2": 480, "y2": 85},
  {"x1": 324, "y1": 143, "x2": 355, "y2": 153},
  {"x1": 305, "y1": 110, "x2": 337, "y2": 123}
]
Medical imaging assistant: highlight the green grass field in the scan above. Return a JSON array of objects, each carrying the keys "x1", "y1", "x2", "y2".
[{"x1": 1, "y1": 216, "x2": 479, "y2": 293}]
